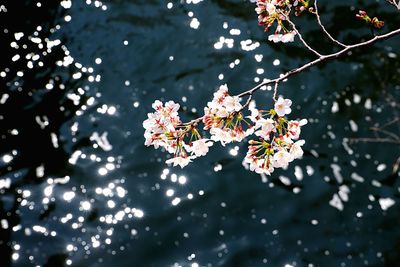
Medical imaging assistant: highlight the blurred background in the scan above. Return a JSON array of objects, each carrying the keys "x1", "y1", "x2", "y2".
[{"x1": 0, "y1": 0, "x2": 399, "y2": 266}]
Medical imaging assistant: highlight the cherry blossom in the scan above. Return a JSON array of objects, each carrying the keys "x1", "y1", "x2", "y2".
[
  {"x1": 286, "y1": 118, "x2": 307, "y2": 139},
  {"x1": 255, "y1": 0, "x2": 305, "y2": 43},
  {"x1": 142, "y1": 0, "x2": 400, "y2": 175},
  {"x1": 272, "y1": 149, "x2": 292, "y2": 168},
  {"x1": 223, "y1": 96, "x2": 242, "y2": 113},
  {"x1": 203, "y1": 84, "x2": 253, "y2": 146},
  {"x1": 144, "y1": 94, "x2": 306, "y2": 173},
  {"x1": 243, "y1": 101, "x2": 307, "y2": 175},
  {"x1": 188, "y1": 139, "x2": 213, "y2": 157},
  {"x1": 289, "y1": 139, "x2": 305, "y2": 159},
  {"x1": 166, "y1": 156, "x2": 193, "y2": 169},
  {"x1": 268, "y1": 31, "x2": 297, "y2": 43},
  {"x1": 281, "y1": 31, "x2": 296, "y2": 42},
  {"x1": 274, "y1": 97, "x2": 292, "y2": 117}
]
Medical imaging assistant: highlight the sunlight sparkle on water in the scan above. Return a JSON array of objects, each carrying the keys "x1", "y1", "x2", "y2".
[
  {"x1": 44, "y1": 185, "x2": 53, "y2": 196},
  {"x1": 12, "y1": 253, "x2": 19, "y2": 261},
  {"x1": 133, "y1": 209, "x2": 144, "y2": 218},
  {"x1": 379, "y1": 198, "x2": 395, "y2": 210},
  {"x1": 66, "y1": 244, "x2": 74, "y2": 252},
  {"x1": 229, "y1": 29, "x2": 241, "y2": 35},
  {"x1": 80, "y1": 201, "x2": 91, "y2": 211},
  {"x1": 178, "y1": 175, "x2": 187, "y2": 185},
  {"x1": 98, "y1": 167, "x2": 108, "y2": 176},
  {"x1": 63, "y1": 191, "x2": 75, "y2": 201},
  {"x1": 2, "y1": 154, "x2": 13, "y2": 163},
  {"x1": 240, "y1": 39, "x2": 260, "y2": 51},
  {"x1": 214, "y1": 37, "x2": 234, "y2": 49},
  {"x1": 166, "y1": 189, "x2": 174, "y2": 197},
  {"x1": 171, "y1": 197, "x2": 181, "y2": 206},
  {"x1": 116, "y1": 186, "x2": 126, "y2": 198},
  {"x1": 273, "y1": 59, "x2": 280, "y2": 66},
  {"x1": 186, "y1": 0, "x2": 203, "y2": 4},
  {"x1": 229, "y1": 146, "x2": 239, "y2": 156},
  {"x1": 107, "y1": 200, "x2": 116, "y2": 209},
  {"x1": 190, "y1": 18, "x2": 200, "y2": 29}
]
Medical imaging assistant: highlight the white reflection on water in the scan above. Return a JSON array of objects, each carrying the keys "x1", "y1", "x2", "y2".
[
  {"x1": 189, "y1": 18, "x2": 200, "y2": 29},
  {"x1": 214, "y1": 36, "x2": 234, "y2": 50},
  {"x1": 186, "y1": 0, "x2": 204, "y2": 4}
]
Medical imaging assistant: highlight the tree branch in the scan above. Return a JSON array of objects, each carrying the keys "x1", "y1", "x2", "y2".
[
  {"x1": 314, "y1": 0, "x2": 347, "y2": 47},
  {"x1": 183, "y1": 28, "x2": 400, "y2": 126},
  {"x1": 284, "y1": 14, "x2": 323, "y2": 57},
  {"x1": 385, "y1": 0, "x2": 400, "y2": 9},
  {"x1": 348, "y1": 137, "x2": 400, "y2": 145}
]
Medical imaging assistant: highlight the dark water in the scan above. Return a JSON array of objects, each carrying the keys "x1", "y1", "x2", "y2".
[{"x1": 1, "y1": 1, "x2": 400, "y2": 267}]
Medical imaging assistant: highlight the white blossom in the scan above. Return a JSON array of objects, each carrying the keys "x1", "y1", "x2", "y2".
[
  {"x1": 189, "y1": 139, "x2": 213, "y2": 157},
  {"x1": 290, "y1": 140, "x2": 305, "y2": 159},
  {"x1": 268, "y1": 32, "x2": 296, "y2": 43},
  {"x1": 247, "y1": 107, "x2": 261, "y2": 123},
  {"x1": 223, "y1": 96, "x2": 242, "y2": 112},
  {"x1": 287, "y1": 118, "x2": 307, "y2": 139},
  {"x1": 166, "y1": 156, "x2": 192, "y2": 168},
  {"x1": 268, "y1": 34, "x2": 283, "y2": 43},
  {"x1": 272, "y1": 149, "x2": 292, "y2": 168},
  {"x1": 281, "y1": 31, "x2": 296, "y2": 43},
  {"x1": 274, "y1": 97, "x2": 292, "y2": 117},
  {"x1": 210, "y1": 128, "x2": 233, "y2": 146},
  {"x1": 266, "y1": 3, "x2": 276, "y2": 14}
]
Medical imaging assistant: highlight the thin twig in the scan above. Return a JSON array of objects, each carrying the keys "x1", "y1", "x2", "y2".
[
  {"x1": 379, "y1": 117, "x2": 400, "y2": 129},
  {"x1": 385, "y1": 0, "x2": 400, "y2": 9},
  {"x1": 284, "y1": 14, "x2": 323, "y2": 57},
  {"x1": 393, "y1": 156, "x2": 400, "y2": 173},
  {"x1": 348, "y1": 137, "x2": 400, "y2": 144},
  {"x1": 242, "y1": 94, "x2": 253, "y2": 109},
  {"x1": 239, "y1": 28, "x2": 400, "y2": 98},
  {"x1": 314, "y1": 0, "x2": 347, "y2": 47},
  {"x1": 370, "y1": 127, "x2": 400, "y2": 140},
  {"x1": 273, "y1": 81, "x2": 279, "y2": 101}
]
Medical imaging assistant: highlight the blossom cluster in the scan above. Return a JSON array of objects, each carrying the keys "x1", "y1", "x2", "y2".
[
  {"x1": 143, "y1": 84, "x2": 307, "y2": 175},
  {"x1": 143, "y1": 100, "x2": 213, "y2": 168},
  {"x1": 244, "y1": 97, "x2": 307, "y2": 175},
  {"x1": 203, "y1": 84, "x2": 254, "y2": 145},
  {"x1": 255, "y1": 0, "x2": 311, "y2": 43}
]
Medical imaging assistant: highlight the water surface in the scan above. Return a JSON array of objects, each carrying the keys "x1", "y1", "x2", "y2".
[{"x1": 1, "y1": 1, "x2": 399, "y2": 267}]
